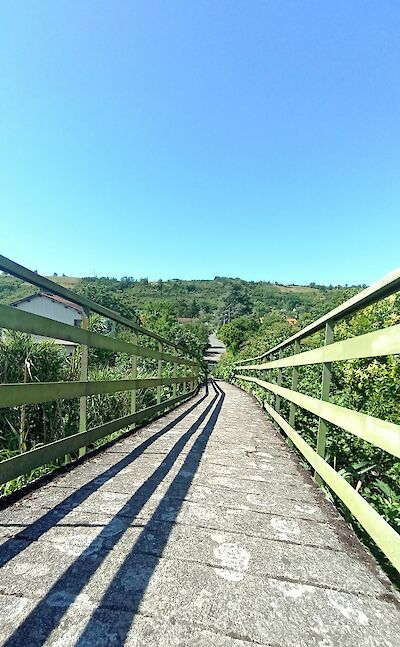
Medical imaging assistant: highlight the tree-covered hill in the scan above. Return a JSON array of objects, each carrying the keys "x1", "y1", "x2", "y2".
[{"x1": 0, "y1": 271, "x2": 364, "y2": 326}]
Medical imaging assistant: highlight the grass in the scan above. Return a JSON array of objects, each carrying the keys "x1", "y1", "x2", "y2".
[{"x1": 44, "y1": 276, "x2": 82, "y2": 289}]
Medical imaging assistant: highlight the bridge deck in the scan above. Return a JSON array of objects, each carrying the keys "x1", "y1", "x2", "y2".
[{"x1": 0, "y1": 381, "x2": 399, "y2": 646}]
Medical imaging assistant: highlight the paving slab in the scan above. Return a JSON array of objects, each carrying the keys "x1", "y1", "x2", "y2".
[{"x1": 0, "y1": 380, "x2": 399, "y2": 646}]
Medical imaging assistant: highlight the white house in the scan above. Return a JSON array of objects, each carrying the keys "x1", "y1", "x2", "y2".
[{"x1": 10, "y1": 292, "x2": 84, "y2": 353}]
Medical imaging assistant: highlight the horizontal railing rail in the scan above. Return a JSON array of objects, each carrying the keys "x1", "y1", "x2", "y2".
[
  {"x1": 0, "y1": 304, "x2": 197, "y2": 366},
  {"x1": 0, "y1": 256, "x2": 201, "y2": 490},
  {"x1": 0, "y1": 389, "x2": 196, "y2": 486},
  {"x1": 234, "y1": 268, "x2": 400, "y2": 573},
  {"x1": 236, "y1": 324, "x2": 400, "y2": 371},
  {"x1": 236, "y1": 376, "x2": 400, "y2": 458},
  {"x1": 0, "y1": 376, "x2": 195, "y2": 408}
]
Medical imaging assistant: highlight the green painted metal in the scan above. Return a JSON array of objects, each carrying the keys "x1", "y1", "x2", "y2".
[
  {"x1": 275, "y1": 350, "x2": 283, "y2": 413},
  {"x1": 0, "y1": 304, "x2": 197, "y2": 367},
  {"x1": 78, "y1": 307, "x2": 90, "y2": 459},
  {"x1": 157, "y1": 342, "x2": 163, "y2": 405},
  {"x1": 288, "y1": 340, "x2": 300, "y2": 428},
  {"x1": 0, "y1": 376, "x2": 194, "y2": 408},
  {"x1": 315, "y1": 321, "x2": 334, "y2": 484},
  {"x1": 183, "y1": 364, "x2": 187, "y2": 394},
  {"x1": 263, "y1": 400, "x2": 400, "y2": 573},
  {"x1": 173, "y1": 360, "x2": 178, "y2": 398},
  {"x1": 237, "y1": 375, "x2": 400, "y2": 459},
  {"x1": 131, "y1": 332, "x2": 138, "y2": 416},
  {"x1": 236, "y1": 322, "x2": 400, "y2": 371},
  {"x1": 267, "y1": 369, "x2": 273, "y2": 404},
  {"x1": 0, "y1": 387, "x2": 197, "y2": 487}
]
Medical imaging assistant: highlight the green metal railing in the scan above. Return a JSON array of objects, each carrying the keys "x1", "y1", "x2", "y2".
[
  {"x1": 234, "y1": 268, "x2": 400, "y2": 572},
  {"x1": 0, "y1": 254, "x2": 200, "y2": 488}
]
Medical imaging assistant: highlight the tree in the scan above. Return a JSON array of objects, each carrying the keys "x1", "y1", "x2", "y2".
[
  {"x1": 218, "y1": 316, "x2": 259, "y2": 353},
  {"x1": 217, "y1": 284, "x2": 252, "y2": 324},
  {"x1": 75, "y1": 281, "x2": 138, "y2": 321}
]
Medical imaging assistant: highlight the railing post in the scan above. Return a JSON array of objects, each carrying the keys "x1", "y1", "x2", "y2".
[
  {"x1": 315, "y1": 320, "x2": 334, "y2": 484},
  {"x1": 157, "y1": 342, "x2": 163, "y2": 404},
  {"x1": 289, "y1": 340, "x2": 300, "y2": 427},
  {"x1": 131, "y1": 332, "x2": 138, "y2": 416},
  {"x1": 78, "y1": 307, "x2": 90, "y2": 458},
  {"x1": 275, "y1": 349, "x2": 283, "y2": 413},
  {"x1": 183, "y1": 362, "x2": 187, "y2": 394},
  {"x1": 264, "y1": 355, "x2": 271, "y2": 404},
  {"x1": 189, "y1": 364, "x2": 193, "y2": 392},
  {"x1": 173, "y1": 358, "x2": 177, "y2": 398}
]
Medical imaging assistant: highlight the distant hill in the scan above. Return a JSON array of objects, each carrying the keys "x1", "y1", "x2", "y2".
[
  {"x1": 0, "y1": 274, "x2": 82, "y2": 305},
  {"x1": 0, "y1": 272, "x2": 363, "y2": 323},
  {"x1": 45, "y1": 275, "x2": 81, "y2": 289}
]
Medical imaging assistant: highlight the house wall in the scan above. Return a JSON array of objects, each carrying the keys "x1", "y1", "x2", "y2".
[
  {"x1": 15, "y1": 296, "x2": 81, "y2": 326},
  {"x1": 12, "y1": 296, "x2": 82, "y2": 353}
]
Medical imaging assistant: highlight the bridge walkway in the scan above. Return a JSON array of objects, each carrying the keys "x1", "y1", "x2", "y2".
[{"x1": 0, "y1": 380, "x2": 399, "y2": 646}]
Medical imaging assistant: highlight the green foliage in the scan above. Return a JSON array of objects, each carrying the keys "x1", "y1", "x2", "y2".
[
  {"x1": 54, "y1": 274, "x2": 357, "y2": 327},
  {"x1": 0, "y1": 274, "x2": 40, "y2": 305},
  {"x1": 74, "y1": 280, "x2": 138, "y2": 321},
  {"x1": 218, "y1": 316, "x2": 259, "y2": 353},
  {"x1": 213, "y1": 353, "x2": 237, "y2": 382},
  {"x1": 0, "y1": 333, "x2": 79, "y2": 495},
  {"x1": 215, "y1": 311, "x2": 300, "y2": 366},
  {"x1": 139, "y1": 302, "x2": 208, "y2": 358},
  {"x1": 216, "y1": 284, "x2": 252, "y2": 324}
]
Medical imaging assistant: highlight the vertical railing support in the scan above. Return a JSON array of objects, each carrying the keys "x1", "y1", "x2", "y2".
[
  {"x1": 289, "y1": 340, "x2": 300, "y2": 428},
  {"x1": 78, "y1": 307, "x2": 90, "y2": 458},
  {"x1": 173, "y1": 359, "x2": 177, "y2": 398},
  {"x1": 157, "y1": 342, "x2": 163, "y2": 405},
  {"x1": 131, "y1": 332, "x2": 138, "y2": 416},
  {"x1": 270, "y1": 355, "x2": 275, "y2": 405},
  {"x1": 191, "y1": 364, "x2": 194, "y2": 392},
  {"x1": 275, "y1": 350, "x2": 284, "y2": 413},
  {"x1": 183, "y1": 362, "x2": 187, "y2": 394},
  {"x1": 315, "y1": 320, "x2": 334, "y2": 484},
  {"x1": 266, "y1": 355, "x2": 272, "y2": 405}
]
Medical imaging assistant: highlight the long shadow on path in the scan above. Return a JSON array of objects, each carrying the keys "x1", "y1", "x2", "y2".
[
  {"x1": 77, "y1": 381, "x2": 225, "y2": 645},
  {"x1": 0, "y1": 389, "x2": 207, "y2": 569},
  {"x1": 4, "y1": 381, "x2": 224, "y2": 647}
]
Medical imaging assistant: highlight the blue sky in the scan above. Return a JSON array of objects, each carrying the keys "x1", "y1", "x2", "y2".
[{"x1": 0, "y1": 1, "x2": 399, "y2": 285}]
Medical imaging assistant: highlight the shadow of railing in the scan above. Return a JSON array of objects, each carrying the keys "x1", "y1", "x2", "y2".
[
  {"x1": 3, "y1": 381, "x2": 224, "y2": 647},
  {"x1": 0, "y1": 388, "x2": 208, "y2": 569},
  {"x1": 77, "y1": 381, "x2": 224, "y2": 645}
]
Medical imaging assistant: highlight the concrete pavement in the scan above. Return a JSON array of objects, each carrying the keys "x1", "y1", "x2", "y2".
[{"x1": 0, "y1": 381, "x2": 399, "y2": 646}]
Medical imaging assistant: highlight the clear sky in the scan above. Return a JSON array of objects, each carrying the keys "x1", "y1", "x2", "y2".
[{"x1": 0, "y1": 1, "x2": 399, "y2": 285}]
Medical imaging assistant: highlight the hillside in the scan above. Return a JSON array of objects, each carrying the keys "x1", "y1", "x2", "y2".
[
  {"x1": 0, "y1": 272, "x2": 363, "y2": 326},
  {"x1": 0, "y1": 274, "x2": 82, "y2": 306},
  {"x1": 46, "y1": 275, "x2": 81, "y2": 289}
]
